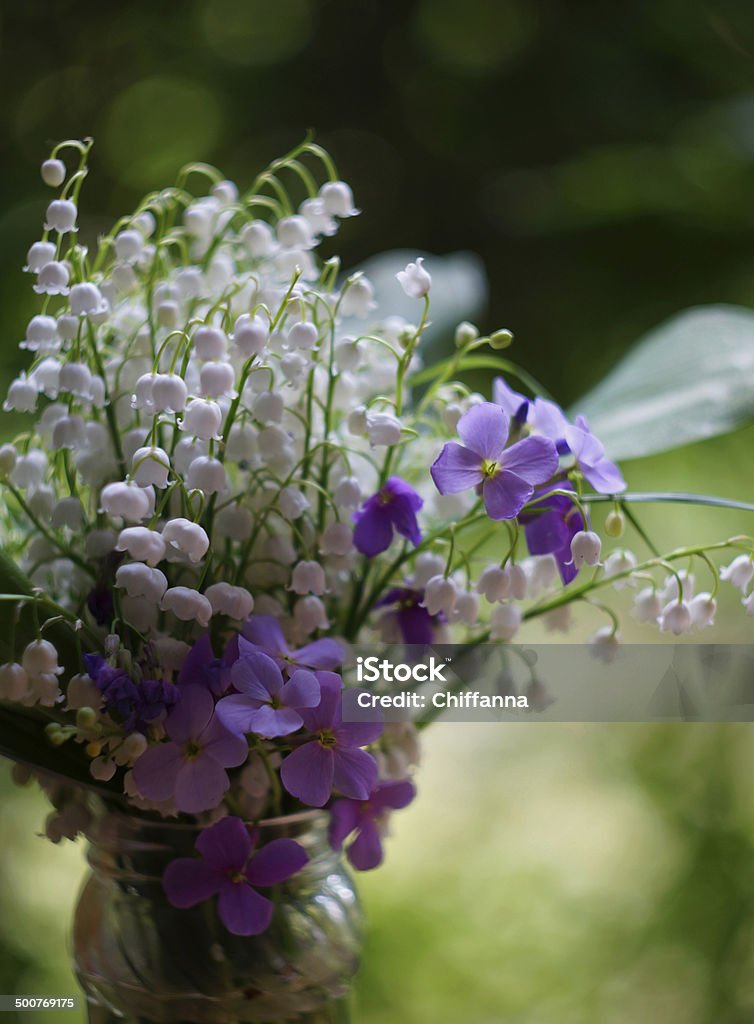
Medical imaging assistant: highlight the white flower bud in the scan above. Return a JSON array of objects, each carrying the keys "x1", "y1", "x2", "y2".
[
  {"x1": 90, "y1": 756, "x2": 117, "y2": 782},
  {"x1": 51, "y1": 497, "x2": 84, "y2": 530},
  {"x1": 116, "y1": 526, "x2": 167, "y2": 566},
  {"x1": 10, "y1": 449, "x2": 47, "y2": 490},
  {"x1": 132, "y1": 372, "x2": 156, "y2": 412},
  {"x1": 340, "y1": 277, "x2": 375, "y2": 319},
  {"x1": 720, "y1": 555, "x2": 754, "y2": 593},
  {"x1": 0, "y1": 443, "x2": 17, "y2": 476},
  {"x1": 588, "y1": 626, "x2": 621, "y2": 663},
  {"x1": 508, "y1": 564, "x2": 528, "y2": 601},
  {"x1": 41, "y1": 158, "x2": 66, "y2": 187},
  {"x1": 659, "y1": 600, "x2": 692, "y2": 635},
  {"x1": 26, "y1": 673, "x2": 61, "y2": 707},
  {"x1": 233, "y1": 313, "x2": 268, "y2": 357},
  {"x1": 489, "y1": 602, "x2": 522, "y2": 641},
  {"x1": 51, "y1": 415, "x2": 86, "y2": 450},
  {"x1": 131, "y1": 446, "x2": 171, "y2": 489},
  {"x1": 181, "y1": 398, "x2": 223, "y2": 441},
  {"x1": 204, "y1": 582, "x2": 254, "y2": 620},
  {"x1": 34, "y1": 261, "x2": 69, "y2": 295},
  {"x1": 22, "y1": 640, "x2": 63, "y2": 677},
  {"x1": 100, "y1": 481, "x2": 152, "y2": 523},
  {"x1": 252, "y1": 390, "x2": 284, "y2": 424},
  {"x1": 366, "y1": 411, "x2": 401, "y2": 447},
  {"x1": 199, "y1": 361, "x2": 236, "y2": 399},
  {"x1": 28, "y1": 485, "x2": 55, "y2": 519},
  {"x1": 689, "y1": 592, "x2": 717, "y2": 630},
  {"x1": 321, "y1": 522, "x2": 353, "y2": 556},
  {"x1": 277, "y1": 215, "x2": 314, "y2": 249},
  {"x1": 162, "y1": 517, "x2": 210, "y2": 563},
  {"x1": 422, "y1": 575, "x2": 457, "y2": 616},
  {"x1": 319, "y1": 181, "x2": 360, "y2": 218},
  {"x1": 114, "y1": 229, "x2": 143, "y2": 263},
  {"x1": 22, "y1": 314, "x2": 59, "y2": 351},
  {"x1": 24, "y1": 241, "x2": 56, "y2": 273},
  {"x1": 300, "y1": 196, "x2": 337, "y2": 236},
  {"x1": 334, "y1": 476, "x2": 361, "y2": 508},
  {"x1": 476, "y1": 565, "x2": 511, "y2": 602},
  {"x1": 66, "y1": 673, "x2": 102, "y2": 710},
  {"x1": 152, "y1": 373, "x2": 188, "y2": 413},
  {"x1": 44, "y1": 198, "x2": 77, "y2": 233},
  {"x1": 59, "y1": 361, "x2": 92, "y2": 399},
  {"x1": 335, "y1": 338, "x2": 363, "y2": 372},
  {"x1": 115, "y1": 563, "x2": 168, "y2": 602},
  {"x1": 603, "y1": 550, "x2": 637, "y2": 589},
  {"x1": 453, "y1": 591, "x2": 480, "y2": 625},
  {"x1": 632, "y1": 587, "x2": 662, "y2": 624},
  {"x1": 192, "y1": 325, "x2": 227, "y2": 361},
  {"x1": 570, "y1": 530, "x2": 602, "y2": 568},
  {"x1": 56, "y1": 313, "x2": 78, "y2": 340},
  {"x1": 279, "y1": 486, "x2": 310, "y2": 520},
  {"x1": 293, "y1": 595, "x2": 329, "y2": 634},
  {"x1": 31, "y1": 357, "x2": 62, "y2": 397},
  {"x1": 287, "y1": 321, "x2": 318, "y2": 350},
  {"x1": 160, "y1": 586, "x2": 212, "y2": 627},
  {"x1": 69, "y1": 282, "x2": 107, "y2": 317},
  {"x1": 240, "y1": 220, "x2": 277, "y2": 258},
  {"x1": 289, "y1": 560, "x2": 327, "y2": 596},
  {"x1": 122, "y1": 733, "x2": 148, "y2": 762},
  {"x1": 185, "y1": 455, "x2": 227, "y2": 495},
  {"x1": 396, "y1": 257, "x2": 431, "y2": 299},
  {"x1": 280, "y1": 351, "x2": 308, "y2": 386},
  {"x1": 0, "y1": 663, "x2": 29, "y2": 701},
  {"x1": 3, "y1": 376, "x2": 38, "y2": 413}
]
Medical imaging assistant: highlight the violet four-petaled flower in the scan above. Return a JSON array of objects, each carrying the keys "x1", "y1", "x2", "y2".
[
  {"x1": 353, "y1": 476, "x2": 423, "y2": 557},
  {"x1": 329, "y1": 779, "x2": 416, "y2": 870},
  {"x1": 375, "y1": 587, "x2": 442, "y2": 645},
  {"x1": 216, "y1": 644, "x2": 321, "y2": 738},
  {"x1": 132, "y1": 687, "x2": 248, "y2": 813},
  {"x1": 163, "y1": 816, "x2": 308, "y2": 936},
  {"x1": 430, "y1": 403, "x2": 558, "y2": 520},
  {"x1": 242, "y1": 614, "x2": 343, "y2": 671},
  {"x1": 280, "y1": 673, "x2": 382, "y2": 808}
]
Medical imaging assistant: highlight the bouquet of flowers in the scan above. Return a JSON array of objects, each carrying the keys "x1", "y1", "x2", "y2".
[{"x1": 1, "y1": 137, "x2": 753, "y2": 941}]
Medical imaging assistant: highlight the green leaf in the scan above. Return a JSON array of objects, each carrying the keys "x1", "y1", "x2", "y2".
[{"x1": 572, "y1": 304, "x2": 754, "y2": 460}]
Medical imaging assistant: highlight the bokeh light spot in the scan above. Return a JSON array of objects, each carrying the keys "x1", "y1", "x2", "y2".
[
  {"x1": 414, "y1": 0, "x2": 537, "y2": 76},
  {"x1": 102, "y1": 77, "x2": 222, "y2": 188},
  {"x1": 199, "y1": 0, "x2": 314, "y2": 66}
]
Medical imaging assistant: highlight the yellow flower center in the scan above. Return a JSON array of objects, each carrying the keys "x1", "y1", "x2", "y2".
[{"x1": 481, "y1": 458, "x2": 500, "y2": 479}]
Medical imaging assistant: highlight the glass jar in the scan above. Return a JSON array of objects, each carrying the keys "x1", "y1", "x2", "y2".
[{"x1": 72, "y1": 805, "x2": 362, "y2": 1023}]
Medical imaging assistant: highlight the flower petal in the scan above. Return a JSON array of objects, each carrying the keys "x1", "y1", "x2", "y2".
[
  {"x1": 241, "y1": 615, "x2": 288, "y2": 658},
  {"x1": 165, "y1": 685, "x2": 214, "y2": 744},
  {"x1": 430, "y1": 442, "x2": 482, "y2": 495},
  {"x1": 328, "y1": 799, "x2": 362, "y2": 850},
  {"x1": 500, "y1": 435, "x2": 559, "y2": 485},
  {"x1": 174, "y1": 755, "x2": 230, "y2": 814},
  {"x1": 332, "y1": 746, "x2": 377, "y2": 801},
  {"x1": 131, "y1": 741, "x2": 182, "y2": 802},
  {"x1": 162, "y1": 858, "x2": 221, "y2": 908},
  {"x1": 292, "y1": 638, "x2": 344, "y2": 670},
  {"x1": 201, "y1": 716, "x2": 250, "y2": 767},
  {"x1": 281, "y1": 669, "x2": 321, "y2": 710},
  {"x1": 353, "y1": 501, "x2": 394, "y2": 557},
  {"x1": 247, "y1": 703, "x2": 303, "y2": 738},
  {"x1": 215, "y1": 693, "x2": 258, "y2": 735},
  {"x1": 177, "y1": 633, "x2": 215, "y2": 688},
  {"x1": 389, "y1": 492, "x2": 423, "y2": 547},
  {"x1": 195, "y1": 816, "x2": 252, "y2": 870},
  {"x1": 482, "y1": 471, "x2": 533, "y2": 520},
  {"x1": 372, "y1": 779, "x2": 416, "y2": 812},
  {"x1": 456, "y1": 403, "x2": 508, "y2": 460},
  {"x1": 298, "y1": 673, "x2": 342, "y2": 731},
  {"x1": 280, "y1": 742, "x2": 335, "y2": 807},
  {"x1": 231, "y1": 650, "x2": 284, "y2": 699},
  {"x1": 347, "y1": 820, "x2": 384, "y2": 871},
  {"x1": 217, "y1": 880, "x2": 273, "y2": 936},
  {"x1": 245, "y1": 838, "x2": 309, "y2": 887}
]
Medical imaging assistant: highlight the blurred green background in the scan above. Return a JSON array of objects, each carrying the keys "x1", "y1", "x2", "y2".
[{"x1": 2, "y1": 1, "x2": 754, "y2": 1021}]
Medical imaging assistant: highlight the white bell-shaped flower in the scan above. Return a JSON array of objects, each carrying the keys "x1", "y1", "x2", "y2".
[
  {"x1": 186, "y1": 456, "x2": 227, "y2": 495},
  {"x1": 10, "y1": 449, "x2": 48, "y2": 490},
  {"x1": 293, "y1": 595, "x2": 329, "y2": 634},
  {"x1": 152, "y1": 373, "x2": 188, "y2": 413},
  {"x1": 476, "y1": 565, "x2": 511, "y2": 602},
  {"x1": 59, "y1": 361, "x2": 92, "y2": 399},
  {"x1": 366, "y1": 411, "x2": 401, "y2": 447},
  {"x1": 192, "y1": 325, "x2": 227, "y2": 360},
  {"x1": 116, "y1": 526, "x2": 166, "y2": 566},
  {"x1": 603, "y1": 550, "x2": 637, "y2": 589},
  {"x1": 411, "y1": 552, "x2": 445, "y2": 589},
  {"x1": 240, "y1": 220, "x2": 277, "y2": 258},
  {"x1": 319, "y1": 181, "x2": 360, "y2": 218},
  {"x1": 131, "y1": 446, "x2": 171, "y2": 489},
  {"x1": 41, "y1": 158, "x2": 66, "y2": 187},
  {"x1": 287, "y1": 321, "x2": 318, "y2": 350},
  {"x1": 160, "y1": 586, "x2": 212, "y2": 627},
  {"x1": 51, "y1": 497, "x2": 84, "y2": 530},
  {"x1": 100, "y1": 481, "x2": 152, "y2": 523},
  {"x1": 508, "y1": 564, "x2": 528, "y2": 601},
  {"x1": 320, "y1": 522, "x2": 353, "y2": 556},
  {"x1": 115, "y1": 563, "x2": 168, "y2": 602},
  {"x1": 161, "y1": 517, "x2": 210, "y2": 563},
  {"x1": 422, "y1": 574, "x2": 457, "y2": 616},
  {"x1": 289, "y1": 560, "x2": 327, "y2": 596},
  {"x1": 22, "y1": 314, "x2": 59, "y2": 351},
  {"x1": 252, "y1": 390, "x2": 284, "y2": 424},
  {"x1": 51, "y1": 415, "x2": 86, "y2": 450},
  {"x1": 280, "y1": 351, "x2": 308, "y2": 386},
  {"x1": 0, "y1": 443, "x2": 17, "y2": 475},
  {"x1": 34, "y1": 261, "x2": 69, "y2": 295},
  {"x1": 44, "y1": 198, "x2": 77, "y2": 233},
  {"x1": 335, "y1": 338, "x2": 363, "y2": 372},
  {"x1": 31, "y1": 357, "x2": 62, "y2": 398},
  {"x1": 65, "y1": 673, "x2": 102, "y2": 710},
  {"x1": 199, "y1": 361, "x2": 236, "y2": 399},
  {"x1": 22, "y1": 639, "x2": 63, "y2": 677},
  {"x1": 3, "y1": 376, "x2": 38, "y2": 413},
  {"x1": 453, "y1": 591, "x2": 480, "y2": 625},
  {"x1": 588, "y1": 626, "x2": 621, "y2": 663},
  {"x1": 56, "y1": 313, "x2": 79, "y2": 340},
  {"x1": 24, "y1": 241, "x2": 56, "y2": 273},
  {"x1": 396, "y1": 257, "x2": 431, "y2": 299},
  {"x1": 334, "y1": 476, "x2": 361, "y2": 508},
  {"x1": 300, "y1": 197, "x2": 336, "y2": 237},
  {"x1": 632, "y1": 587, "x2": 662, "y2": 624},
  {"x1": 279, "y1": 486, "x2": 310, "y2": 520},
  {"x1": 489, "y1": 602, "x2": 522, "y2": 641},
  {"x1": 277, "y1": 215, "x2": 314, "y2": 249},
  {"x1": 233, "y1": 313, "x2": 268, "y2": 357},
  {"x1": 204, "y1": 582, "x2": 254, "y2": 620},
  {"x1": 173, "y1": 437, "x2": 209, "y2": 475},
  {"x1": 659, "y1": 600, "x2": 692, "y2": 635},
  {"x1": 689, "y1": 593, "x2": 717, "y2": 630},
  {"x1": 69, "y1": 282, "x2": 107, "y2": 317},
  {"x1": 28, "y1": 485, "x2": 55, "y2": 519},
  {"x1": 720, "y1": 555, "x2": 754, "y2": 593},
  {"x1": 114, "y1": 229, "x2": 143, "y2": 263},
  {"x1": 215, "y1": 504, "x2": 252, "y2": 541},
  {"x1": 570, "y1": 530, "x2": 602, "y2": 568},
  {"x1": 157, "y1": 300, "x2": 179, "y2": 327},
  {"x1": 340, "y1": 276, "x2": 375, "y2": 318},
  {"x1": 0, "y1": 663, "x2": 29, "y2": 701},
  {"x1": 181, "y1": 398, "x2": 223, "y2": 441}
]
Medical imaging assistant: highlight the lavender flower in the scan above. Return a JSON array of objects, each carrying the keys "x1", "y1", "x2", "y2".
[
  {"x1": 375, "y1": 587, "x2": 442, "y2": 644},
  {"x1": 280, "y1": 673, "x2": 382, "y2": 807},
  {"x1": 329, "y1": 779, "x2": 416, "y2": 870},
  {"x1": 519, "y1": 488, "x2": 586, "y2": 585},
  {"x1": 216, "y1": 646, "x2": 321, "y2": 738},
  {"x1": 132, "y1": 687, "x2": 248, "y2": 813},
  {"x1": 162, "y1": 816, "x2": 308, "y2": 936},
  {"x1": 431, "y1": 403, "x2": 558, "y2": 519},
  {"x1": 353, "y1": 477, "x2": 423, "y2": 557},
  {"x1": 84, "y1": 654, "x2": 177, "y2": 732},
  {"x1": 176, "y1": 633, "x2": 231, "y2": 697},
  {"x1": 242, "y1": 614, "x2": 343, "y2": 671}
]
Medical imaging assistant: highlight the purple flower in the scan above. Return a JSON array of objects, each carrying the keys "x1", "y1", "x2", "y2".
[
  {"x1": 375, "y1": 587, "x2": 442, "y2": 645},
  {"x1": 431, "y1": 403, "x2": 558, "y2": 520},
  {"x1": 176, "y1": 634, "x2": 231, "y2": 697},
  {"x1": 242, "y1": 614, "x2": 343, "y2": 671},
  {"x1": 493, "y1": 377, "x2": 530, "y2": 425},
  {"x1": 216, "y1": 646, "x2": 321, "y2": 738},
  {"x1": 329, "y1": 779, "x2": 416, "y2": 870},
  {"x1": 353, "y1": 477, "x2": 423, "y2": 557},
  {"x1": 162, "y1": 816, "x2": 308, "y2": 936},
  {"x1": 84, "y1": 654, "x2": 177, "y2": 732},
  {"x1": 565, "y1": 415, "x2": 626, "y2": 494},
  {"x1": 519, "y1": 488, "x2": 585, "y2": 585},
  {"x1": 132, "y1": 687, "x2": 248, "y2": 813},
  {"x1": 280, "y1": 673, "x2": 382, "y2": 808}
]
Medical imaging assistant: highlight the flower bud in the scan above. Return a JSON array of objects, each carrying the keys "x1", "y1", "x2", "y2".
[
  {"x1": 0, "y1": 443, "x2": 17, "y2": 476},
  {"x1": 181, "y1": 398, "x2": 223, "y2": 441},
  {"x1": 162, "y1": 518, "x2": 210, "y2": 563},
  {"x1": 41, "y1": 158, "x2": 66, "y2": 187},
  {"x1": 24, "y1": 241, "x2": 57, "y2": 273},
  {"x1": 131, "y1": 446, "x2": 171, "y2": 489},
  {"x1": 347, "y1": 405, "x2": 368, "y2": 436},
  {"x1": 160, "y1": 586, "x2": 212, "y2": 627},
  {"x1": 366, "y1": 411, "x2": 401, "y2": 447},
  {"x1": 116, "y1": 526, "x2": 167, "y2": 567},
  {"x1": 422, "y1": 575, "x2": 457, "y2": 616},
  {"x1": 204, "y1": 582, "x2": 254, "y2": 620},
  {"x1": 186, "y1": 456, "x2": 227, "y2": 495},
  {"x1": 44, "y1": 198, "x2": 77, "y2": 234},
  {"x1": 720, "y1": 555, "x2": 754, "y2": 593},
  {"x1": 476, "y1": 565, "x2": 511, "y2": 602},
  {"x1": 659, "y1": 600, "x2": 692, "y2": 635},
  {"x1": 192, "y1": 325, "x2": 227, "y2": 360},
  {"x1": 489, "y1": 602, "x2": 522, "y2": 641},
  {"x1": 604, "y1": 510, "x2": 625, "y2": 538},
  {"x1": 396, "y1": 258, "x2": 431, "y2": 299},
  {"x1": 488, "y1": 329, "x2": 514, "y2": 350},
  {"x1": 100, "y1": 481, "x2": 152, "y2": 523},
  {"x1": 454, "y1": 321, "x2": 479, "y2": 348},
  {"x1": 115, "y1": 563, "x2": 168, "y2": 602},
  {"x1": 289, "y1": 560, "x2": 327, "y2": 596}
]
